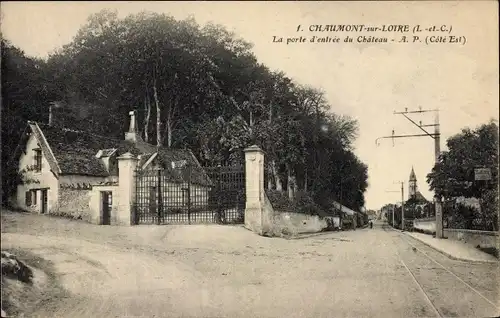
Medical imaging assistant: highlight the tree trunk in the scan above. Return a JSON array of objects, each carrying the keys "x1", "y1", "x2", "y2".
[
  {"x1": 479, "y1": 198, "x2": 488, "y2": 231},
  {"x1": 267, "y1": 163, "x2": 273, "y2": 190},
  {"x1": 272, "y1": 160, "x2": 282, "y2": 191},
  {"x1": 153, "y1": 81, "x2": 161, "y2": 147},
  {"x1": 286, "y1": 164, "x2": 295, "y2": 200},
  {"x1": 304, "y1": 168, "x2": 308, "y2": 192},
  {"x1": 143, "y1": 91, "x2": 151, "y2": 143},
  {"x1": 166, "y1": 116, "x2": 172, "y2": 148},
  {"x1": 291, "y1": 173, "x2": 298, "y2": 197}
]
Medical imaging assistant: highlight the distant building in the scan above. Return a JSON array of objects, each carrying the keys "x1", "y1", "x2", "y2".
[
  {"x1": 408, "y1": 167, "x2": 428, "y2": 204},
  {"x1": 407, "y1": 167, "x2": 481, "y2": 220},
  {"x1": 406, "y1": 167, "x2": 431, "y2": 218}
]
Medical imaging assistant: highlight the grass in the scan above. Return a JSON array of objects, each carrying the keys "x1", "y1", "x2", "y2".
[{"x1": 1, "y1": 248, "x2": 70, "y2": 318}]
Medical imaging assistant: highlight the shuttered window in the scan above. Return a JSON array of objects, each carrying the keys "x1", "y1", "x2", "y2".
[{"x1": 34, "y1": 149, "x2": 42, "y2": 172}]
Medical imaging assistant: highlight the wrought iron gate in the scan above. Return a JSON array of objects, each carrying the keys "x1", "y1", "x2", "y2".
[{"x1": 134, "y1": 164, "x2": 245, "y2": 225}]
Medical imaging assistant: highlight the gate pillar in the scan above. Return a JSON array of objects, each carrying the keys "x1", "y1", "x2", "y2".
[
  {"x1": 244, "y1": 145, "x2": 265, "y2": 234},
  {"x1": 117, "y1": 152, "x2": 139, "y2": 226}
]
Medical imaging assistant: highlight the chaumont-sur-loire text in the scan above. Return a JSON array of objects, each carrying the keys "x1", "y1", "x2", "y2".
[{"x1": 308, "y1": 24, "x2": 410, "y2": 33}]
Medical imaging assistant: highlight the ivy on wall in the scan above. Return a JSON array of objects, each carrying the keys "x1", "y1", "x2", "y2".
[{"x1": 17, "y1": 166, "x2": 41, "y2": 185}]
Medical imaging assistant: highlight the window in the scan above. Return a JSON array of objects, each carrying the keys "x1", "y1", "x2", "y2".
[
  {"x1": 25, "y1": 191, "x2": 31, "y2": 206},
  {"x1": 34, "y1": 149, "x2": 42, "y2": 172}
]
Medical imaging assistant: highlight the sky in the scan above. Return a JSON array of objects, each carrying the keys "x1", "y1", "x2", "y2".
[{"x1": 2, "y1": 1, "x2": 498, "y2": 210}]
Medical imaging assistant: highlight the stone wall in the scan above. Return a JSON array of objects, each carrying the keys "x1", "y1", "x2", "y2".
[
  {"x1": 273, "y1": 211, "x2": 328, "y2": 235},
  {"x1": 243, "y1": 145, "x2": 329, "y2": 237},
  {"x1": 261, "y1": 193, "x2": 275, "y2": 235},
  {"x1": 413, "y1": 217, "x2": 499, "y2": 249},
  {"x1": 413, "y1": 218, "x2": 436, "y2": 234},
  {"x1": 443, "y1": 229, "x2": 499, "y2": 249},
  {"x1": 57, "y1": 187, "x2": 92, "y2": 221},
  {"x1": 260, "y1": 193, "x2": 328, "y2": 237}
]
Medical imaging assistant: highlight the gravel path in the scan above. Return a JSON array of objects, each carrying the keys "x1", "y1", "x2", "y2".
[{"x1": 2, "y1": 211, "x2": 498, "y2": 317}]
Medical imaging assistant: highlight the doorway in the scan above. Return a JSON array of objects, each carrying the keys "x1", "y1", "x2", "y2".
[
  {"x1": 40, "y1": 189, "x2": 48, "y2": 214},
  {"x1": 101, "y1": 191, "x2": 112, "y2": 225}
]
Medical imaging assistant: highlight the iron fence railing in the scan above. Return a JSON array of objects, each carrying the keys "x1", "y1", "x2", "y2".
[{"x1": 134, "y1": 164, "x2": 245, "y2": 225}]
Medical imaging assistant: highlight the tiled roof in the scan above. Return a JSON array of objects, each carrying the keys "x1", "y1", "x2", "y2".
[
  {"x1": 99, "y1": 148, "x2": 117, "y2": 157},
  {"x1": 331, "y1": 200, "x2": 356, "y2": 216},
  {"x1": 35, "y1": 122, "x2": 137, "y2": 177},
  {"x1": 414, "y1": 191, "x2": 428, "y2": 202},
  {"x1": 138, "y1": 153, "x2": 155, "y2": 168},
  {"x1": 408, "y1": 191, "x2": 429, "y2": 204},
  {"x1": 30, "y1": 122, "x2": 211, "y2": 185}
]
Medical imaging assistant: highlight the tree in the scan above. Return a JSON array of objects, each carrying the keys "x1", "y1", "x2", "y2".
[
  {"x1": 2, "y1": 9, "x2": 370, "y2": 216},
  {"x1": 427, "y1": 121, "x2": 498, "y2": 230},
  {"x1": 1, "y1": 40, "x2": 52, "y2": 204}
]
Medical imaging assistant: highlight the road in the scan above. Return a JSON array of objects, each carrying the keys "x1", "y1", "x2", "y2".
[{"x1": 1, "y1": 211, "x2": 499, "y2": 318}]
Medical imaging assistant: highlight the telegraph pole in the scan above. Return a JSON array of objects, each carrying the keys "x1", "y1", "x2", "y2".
[
  {"x1": 392, "y1": 181, "x2": 405, "y2": 229},
  {"x1": 376, "y1": 108, "x2": 443, "y2": 238},
  {"x1": 433, "y1": 111, "x2": 443, "y2": 238},
  {"x1": 385, "y1": 190, "x2": 399, "y2": 228},
  {"x1": 401, "y1": 181, "x2": 405, "y2": 230}
]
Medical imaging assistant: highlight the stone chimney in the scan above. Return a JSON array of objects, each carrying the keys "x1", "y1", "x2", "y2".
[
  {"x1": 125, "y1": 110, "x2": 139, "y2": 142},
  {"x1": 48, "y1": 101, "x2": 64, "y2": 126}
]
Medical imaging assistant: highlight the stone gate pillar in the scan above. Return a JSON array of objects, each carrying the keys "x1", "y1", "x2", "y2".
[
  {"x1": 117, "y1": 152, "x2": 138, "y2": 226},
  {"x1": 244, "y1": 145, "x2": 265, "y2": 234}
]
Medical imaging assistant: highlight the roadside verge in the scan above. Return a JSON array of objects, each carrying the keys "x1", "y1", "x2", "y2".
[{"x1": 402, "y1": 231, "x2": 499, "y2": 264}]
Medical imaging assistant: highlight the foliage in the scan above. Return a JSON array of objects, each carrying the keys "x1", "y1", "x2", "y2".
[
  {"x1": 444, "y1": 201, "x2": 478, "y2": 230},
  {"x1": 1, "y1": 10, "x2": 369, "y2": 212},
  {"x1": 1, "y1": 251, "x2": 33, "y2": 284},
  {"x1": 427, "y1": 121, "x2": 498, "y2": 231},
  {"x1": 480, "y1": 189, "x2": 499, "y2": 231},
  {"x1": 1, "y1": 40, "x2": 53, "y2": 203},
  {"x1": 386, "y1": 205, "x2": 403, "y2": 229},
  {"x1": 427, "y1": 121, "x2": 498, "y2": 198},
  {"x1": 266, "y1": 190, "x2": 327, "y2": 217}
]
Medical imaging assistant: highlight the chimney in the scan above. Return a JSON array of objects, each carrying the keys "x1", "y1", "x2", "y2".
[
  {"x1": 49, "y1": 101, "x2": 63, "y2": 126},
  {"x1": 125, "y1": 110, "x2": 138, "y2": 142}
]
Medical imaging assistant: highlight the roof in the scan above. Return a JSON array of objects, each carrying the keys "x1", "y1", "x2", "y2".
[
  {"x1": 407, "y1": 191, "x2": 428, "y2": 204},
  {"x1": 97, "y1": 149, "x2": 117, "y2": 157},
  {"x1": 24, "y1": 122, "x2": 210, "y2": 185},
  {"x1": 331, "y1": 200, "x2": 356, "y2": 216},
  {"x1": 414, "y1": 191, "x2": 428, "y2": 203},
  {"x1": 409, "y1": 167, "x2": 416, "y2": 181}
]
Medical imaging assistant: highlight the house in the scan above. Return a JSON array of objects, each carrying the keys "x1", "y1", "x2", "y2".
[{"x1": 11, "y1": 110, "x2": 212, "y2": 224}]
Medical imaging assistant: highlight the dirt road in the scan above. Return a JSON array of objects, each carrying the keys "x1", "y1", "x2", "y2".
[{"x1": 1, "y1": 211, "x2": 498, "y2": 317}]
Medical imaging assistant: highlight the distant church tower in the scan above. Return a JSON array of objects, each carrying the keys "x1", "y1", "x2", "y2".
[{"x1": 409, "y1": 167, "x2": 417, "y2": 199}]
